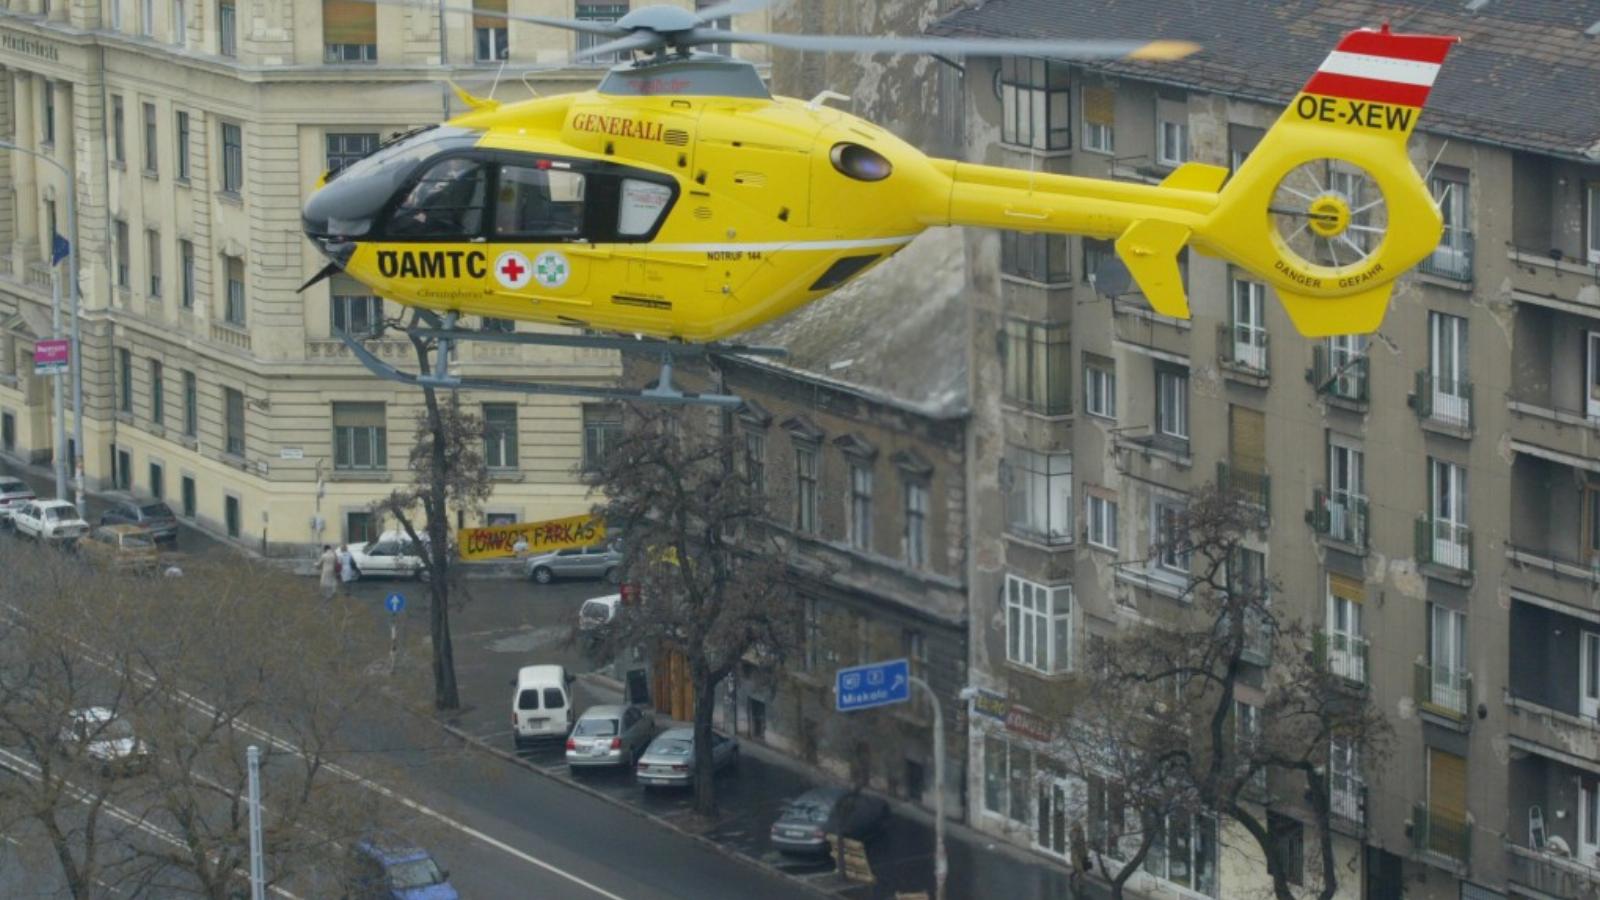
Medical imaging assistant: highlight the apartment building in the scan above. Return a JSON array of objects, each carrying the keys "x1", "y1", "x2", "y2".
[
  {"x1": 929, "y1": 1, "x2": 1600, "y2": 898},
  {"x1": 0, "y1": 0, "x2": 765, "y2": 553}
]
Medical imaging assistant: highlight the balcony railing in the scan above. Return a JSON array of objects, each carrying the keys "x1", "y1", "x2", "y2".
[
  {"x1": 1310, "y1": 487, "x2": 1369, "y2": 547},
  {"x1": 1217, "y1": 322, "x2": 1269, "y2": 376},
  {"x1": 1217, "y1": 461, "x2": 1270, "y2": 514},
  {"x1": 1415, "y1": 659, "x2": 1473, "y2": 721},
  {"x1": 1331, "y1": 782, "x2": 1365, "y2": 829},
  {"x1": 1315, "y1": 630, "x2": 1369, "y2": 687},
  {"x1": 1507, "y1": 840, "x2": 1600, "y2": 898},
  {"x1": 1413, "y1": 370, "x2": 1474, "y2": 430},
  {"x1": 1308, "y1": 344, "x2": 1369, "y2": 403},
  {"x1": 1411, "y1": 802, "x2": 1472, "y2": 865},
  {"x1": 1418, "y1": 231, "x2": 1474, "y2": 281},
  {"x1": 1415, "y1": 515, "x2": 1472, "y2": 573}
]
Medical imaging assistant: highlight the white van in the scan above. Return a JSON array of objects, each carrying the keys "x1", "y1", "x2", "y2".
[{"x1": 512, "y1": 664, "x2": 574, "y2": 749}]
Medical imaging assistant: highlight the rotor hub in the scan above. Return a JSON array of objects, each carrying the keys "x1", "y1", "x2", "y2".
[{"x1": 1307, "y1": 194, "x2": 1351, "y2": 238}]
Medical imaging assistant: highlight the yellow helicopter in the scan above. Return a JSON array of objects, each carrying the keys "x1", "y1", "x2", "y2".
[{"x1": 301, "y1": 2, "x2": 1457, "y2": 406}]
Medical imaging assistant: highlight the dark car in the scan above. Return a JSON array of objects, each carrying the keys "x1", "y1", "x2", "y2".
[
  {"x1": 345, "y1": 839, "x2": 458, "y2": 900},
  {"x1": 98, "y1": 493, "x2": 179, "y2": 545},
  {"x1": 769, "y1": 787, "x2": 890, "y2": 856}
]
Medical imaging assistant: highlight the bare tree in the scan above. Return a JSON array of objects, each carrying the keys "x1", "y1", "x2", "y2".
[{"x1": 586, "y1": 404, "x2": 801, "y2": 817}]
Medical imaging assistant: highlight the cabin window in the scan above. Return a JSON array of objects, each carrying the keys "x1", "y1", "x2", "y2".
[
  {"x1": 388, "y1": 158, "x2": 488, "y2": 238},
  {"x1": 494, "y1": 165, "x2": 586, "y2": 238},
  {"x1": 618, "y1": 178, "x2": 672, "y2": 236}
]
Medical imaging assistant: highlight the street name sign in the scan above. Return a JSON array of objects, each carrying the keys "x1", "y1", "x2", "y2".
[{"x1": 835, "y1": 658, "x2": 910, "y2": 712}]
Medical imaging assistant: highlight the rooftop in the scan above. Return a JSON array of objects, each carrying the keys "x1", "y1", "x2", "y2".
[{"x1": 932, "y1": 0, "x2": 1600, "y2": 160}]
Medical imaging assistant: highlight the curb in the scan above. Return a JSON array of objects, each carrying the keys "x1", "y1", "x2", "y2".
[{"x1": 421, "y1": 714, "x2": 844, "y2": 899}]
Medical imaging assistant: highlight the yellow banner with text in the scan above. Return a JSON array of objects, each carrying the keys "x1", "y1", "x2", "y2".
[{"x1": 458, "y1": 515, "x2": 606, "y2": 561}]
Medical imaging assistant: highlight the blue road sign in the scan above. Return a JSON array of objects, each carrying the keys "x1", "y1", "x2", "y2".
[
  {"x1": 385, "y1": 593, "x2": 406, "y2": 614},
  {"x1": 835, "y1": 658, "x2": 911, "y2": 712}
]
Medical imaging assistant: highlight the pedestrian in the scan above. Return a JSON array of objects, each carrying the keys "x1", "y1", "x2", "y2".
[
  {"x1": 318, "y1": 544, "x2": 337, "y2": 600},
  {"x1": 1070, "y1": 820, "x2": 1093, "y2": 899},
  {"x1": 512, "y1": 534, "x2": 530, "y2": 560},
  {"x1": 337, "y1": 543, "x2": 359, "y2": 595}
]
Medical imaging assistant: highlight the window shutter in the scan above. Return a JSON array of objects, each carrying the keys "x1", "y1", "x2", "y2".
[
  {"x1": 1083, "y1": 87, "x2": 1115, "y2": 125},
  {"x1": 473, "y1": 0, "x2": 506, "y2": 29},
  {"x1": 334, "y1": 402, "x2": 385, "y2": 429},
  {"x1": 1229, "y1": 405, "x2": 1266, "y2": 475},
  {"x1": 1427, "y1": 748, "x2": 1468, "y2": 824},
  {"x1": 323, "y1": 0, "x2": 376, "y2": 43},
  {"x1": 1328, "y1": 572, "x2": 1365, "y2": 604}
]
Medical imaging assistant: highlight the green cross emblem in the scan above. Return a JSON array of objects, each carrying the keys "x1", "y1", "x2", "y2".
[{"x1": 535, "y1": 255, "x2": 567, "y2": 285}]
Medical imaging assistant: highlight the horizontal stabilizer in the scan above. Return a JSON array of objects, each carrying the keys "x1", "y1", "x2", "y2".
[
  {"x1": 1277, "y1": 282, "x2": 1394, "y2": 337},
  {"x1": 1159, "y1": 162, "x2": 1229, "y2": 193},
  {"x1": 1115, "y1": 219, "x2": 1192, "y2": 319}
]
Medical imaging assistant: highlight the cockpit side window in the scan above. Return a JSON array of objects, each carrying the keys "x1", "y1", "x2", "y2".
[
  {"x1": 387, "y1": 157, "x2": 488, "y2": 238},
  {"x1": 618, "y1": 179, "x2": 673, "y2": 236},
  {"x1": 494, "y1": 166, "x2": 587, "y2": 239}
]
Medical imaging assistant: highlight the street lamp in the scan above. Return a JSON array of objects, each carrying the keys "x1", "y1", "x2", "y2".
[{"x1": 0, "y1": 139, "x2": 83, "y2": 507}]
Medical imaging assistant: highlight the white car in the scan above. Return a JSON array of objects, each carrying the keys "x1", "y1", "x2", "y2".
[
  {"x1": 12, "y1": 499, "x2": 89, "y2": 543},
  {"x1": 60, "y1": 707, "x2": 151, "y2": 775},
  {"x1": 348, "y1": 530, "x2": 427, "y2": 580},
  {"x1": 0, "y1": 477, "x2": 35, "y2": 527}
]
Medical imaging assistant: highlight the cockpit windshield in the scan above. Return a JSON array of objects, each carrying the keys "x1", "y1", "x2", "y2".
[{"x1": 303, "y1": 126, "x2": 481, "y2": 239}]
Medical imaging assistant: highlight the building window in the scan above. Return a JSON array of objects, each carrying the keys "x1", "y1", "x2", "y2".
[
  {"x1": 847, "y1": 462, "x2": 873, "y2": 551},
  {"x1": 333, "y1": 402, "x2": 386, "y2": 471},
  {"x1": 802, "y1": 597, "x2": 822, "y2": 672},
  {"x1": 742, "y1": 430, "x2": 766, "y2": 495},
  {"x1": 346, "y1": 510, "x2": 375, "y2": 545},
  {"x1": 1579, "y1": 630, "x2": 1599, "y2": 720},
  {"x1": 1428, "y1": 458, "x2": 1469, "y2": 570},
  {"x1": 983, "y1": 735, "x2": 1033, "y2": 823},
  {"x1": 222, "y1": 256, "x2": 246, "y2": 325},
  {"x1": 794, "y1": 444, "x2": 819, "y2": 533},
  {"x1": 1001, "y1": 231, "x2": 1070, "y2": 284},
  {"x1": 999, "y1": 57, "x2": 1070, "y2": 150},
  {"x1": 576, "y1": 3, "x2": 630, "y2": 62},
  {"x1": 1586, "y1": 331, "x2": 1600, "y2": 420},
  {"x1": 1427, "y1": 603, "x2": 1469, "y2": 715},
  {"x1": 224, "y1": 388, "x2": 245, "y2": 456},
  {"x1": 1153, "y1": 498, "x2": 1189, "y2": 574},
  {"x1": 1425, "y1": 311, "x2": 1470, "y2": 427},
  {"x1": 1330, "y1": 737, "x2": 1364, "y2": 824},
  {"x1": 322, "y1": 0, "x2": 377, "y2": 62},
  {"x1": 581, "y1": 404, "x2": 622, "y2": 471},
  {"x1": 111, "y1": 0, "x2": 123, "y2": 31},
  {"x1": 1587, "y1": 183, "x2": 1600, "y2": 265},
  {"x1": 1428, "y1": 172, "x2": 1472, "y2": 277},
  {"x1": 148, "y1": 461, "x2": 163, "y2": 499},
  {"x1": 904, "y1": 479, "x2": 928, "y2": 568},
  {"x1": 217, "y1": 0, "x2": 236, "y2": 56},
  {"x1": 179, "y1": 239, "x2": 195, "y2": 308},
  {"x1": 903, "y1": 628, "x2": 928, "y2": 682},
  {"x1": 224, "y1": 494, "x2": 240, "y2": 538},
  {"x1": 1156, "y1": 366, "x2": 1189, "y2": 441},
  {"x1": 1082, "y1": 85, "x2": 1114, "y2": 153},
  {"x1": 146, "y1": 229, "x2": 161, "y2": 297},
  {"x1": 1087, "y1": 494, "x2": 1117, "y2": 551},
  {"x1": 182, "y1": 370, "x2": 197, "y2": 437},
  {"x1": 1143, "y1": 813, "x2": 1218, "y2": 896},
  {"x1": 325, "y1": 132, "x2": 377, "y2": 176},
  {"x1": 141, "y1": 102, "x2": 157, "y2": 174},
  {"x1": 1005, "y1": 574, "x2": 1072, "y2": 674},
  {"x1": 474, "y1": 0, "x2": 509, "y2": 61},
  {"x1": 220, "y1": 122, "x2": 243, "y2": 193},
  {"x1": 114, "y1": 220, "x2": 130, "y2": 288},
  {"x1": 1229, "y1": 277, "x2": 1267, "y2": 371},
  {"x1": 173, "y1": 0, "x2": 186, "y2": 46},
  {"x1": 175, "y1": 110, "x2": 190, "y2": 179},
  {"x1": 149, "y1": 360, "x2": 164, "y2": 426},
  {"x1": 111, "y1": 95, "x2": 126, "y2": 163},
  {"x1": 1267, "y1": 813, "x2": 1305, "y2": 887},
  {"x1": 1083, "y1": 237, "x2": 1114, "y2": 285},
  {"x1": 1003, "y1": 446, "x2": 1072, "y2": 544},
  {"x1": 1157, "y1": 117, "x2": 1189, "y2": 166},
  {"x1": 1084, "y1": 359, "x2": 1115, "y2": 419},
  {"x1": 1002, "y1": 319, "x2": 1070, "y2": 416},
  {"x1": 117, "y1": 348, "x2": 133, "y2": 414},
  {"x1": 181, "y1": 475, "x2": 196, "y2": 517},
  {"x1": 140, "y1": 0, "x2": 153, "y2": 35},
  {"x1": 483, "y1": 403, "x2": 517, "y2": 470},
  {"x1": 331, "y1": 290, "x2": 383, "y2": 336},
  {"x1": 41, "y1": 81, "x2": 55, "y2": 145},
  {"x1": 1584, "y1": 482, "x2": 1600, "y2": 567},
  {"x1": 1325, "y1": 573, "x2": 1366, "y2": 684}
]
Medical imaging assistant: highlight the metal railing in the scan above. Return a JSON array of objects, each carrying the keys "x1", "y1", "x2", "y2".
[
  {"x1": 1411, "y1": 802, "x2": 1472, "y2": 865},
  {"x1": 1217, "y1": 461, "x2": 1270, "y2": 514},
  {"x1": 1308, "y1": 344, "x2": 1369, "y2": 403},
  {"x1": 1311, "y1": 488, "x2": 1369, "y2": 547},
  {"x1": 1414, "y1": 659, "x2": 1473, "y2": 720},
  {"x1": 1418, "y1": 231, "x2": 1474, "y2": 281},
  {"x1": 1415, "y1": 515, "x2": 1472, "y2": 572},
  {"x1": 1216, "y1": 322, "x2": 1269, "y2": 375},
  {"x1": 1331, "y1": 782, "x2": 1365, "y2": 828},
  {"x1": 1413, "y1": 369, "x2": 1474, "y2": 429},
  {"x1": 1315, "y1": 630, "x2": 1370, "y2": 686},
  {"x1": 1507, "y1": 841, "x2": 1600, "y2": 898}
]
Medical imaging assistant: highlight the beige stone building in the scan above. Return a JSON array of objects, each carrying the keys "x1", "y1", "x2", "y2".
[{"x1": 0, "y1": 0, "x2": 767, "y2": 553}]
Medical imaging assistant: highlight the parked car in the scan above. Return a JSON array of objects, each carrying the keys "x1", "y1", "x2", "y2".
[
  {"x1": 59, "y1": 707, "x2": 151, "y2": 776},
  {"x1": 511, "y1": 664, "x2": 574, "y2": 749},
  {"x1": 348, "y1": 531, "x2": 427, "y2": 581},
  {"x1": 0, "y1": 477, "x2": 36, "y2": 527},
  {"x1": 77, "y1": 525, "x2": 160, "y2": 574},
  {"x1": 98, "y1": 493, "x2": 180, "y2": 545},
  {"x1": 635, "y1": 727, "x2": 739, "y2": 788},
  {"x1": 769, "y1": 787, "x2": 890, "y2": 856},
  {"x1": 565, "y1": 704, "x2": 654, "y2": 770},
  {"x1": 345, "y1": 839, "x2": 457, "y2": 900},
  {"x1": 578, "y1": 594, "x2": 621, "y2": 632},
  {"x1": 526, "y1": 543, "x2": 622, "y2": 585},
  {"x1": 11, "y1": 499, "x2": 89, "y2": 544}
]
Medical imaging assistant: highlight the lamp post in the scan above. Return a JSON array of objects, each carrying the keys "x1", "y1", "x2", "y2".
[{"x1": 0, "y1": 140, "x2": 82, "y2": 507}]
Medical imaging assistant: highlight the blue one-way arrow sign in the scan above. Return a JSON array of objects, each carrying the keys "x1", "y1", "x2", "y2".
[
  {"x1": 835, "y1": 658, "x2": 910, "y2": 712},
  {"x1": 385, "y1": 592, "x2": 406, "y2": 614}
]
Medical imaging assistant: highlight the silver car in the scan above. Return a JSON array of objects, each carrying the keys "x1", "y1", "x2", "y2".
[
  {"x1": 635, "y1": 727, "x2": 739, "y2": 788},
  {"x1": 565, "y1": 704, "x2": 655, "y2": 770},
  {"x1": 0, "y1": 477, "x2": 35, "y2": 527},
  {"x1": 526, "y1": 543, "x2": 622, "y2": 585}
]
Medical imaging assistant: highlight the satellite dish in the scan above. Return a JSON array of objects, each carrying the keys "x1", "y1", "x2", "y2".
[{"x1": 1092, "y1": 255, "x2": 1133, "y2": 299}]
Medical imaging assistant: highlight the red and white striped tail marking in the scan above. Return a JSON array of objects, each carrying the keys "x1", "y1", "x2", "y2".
[{"x1": 1303, "y1": 25, "x2": 1458, "y2": 107}]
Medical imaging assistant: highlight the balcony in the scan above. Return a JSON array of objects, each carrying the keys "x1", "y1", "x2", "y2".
[
  {"x1": 1309, "y1": 487, "x2": 1368, "y2": 549},
  {"x1": 1418, "y1": 232, "x2": 1474, "y2": 283},
  {"x1": 1415, "y1": 515, "x2": 1472, "y2": 580},
  {"x1": 1331, "y1": 782, "x2": 1366, "y2": 834},
  {"x1": 1411, "y1": 802, "x2": 1473, "y2": 868},
  {"x1": 1415, "y1": 659, "x2": 1473, "y2": 724},
  {"x1": 1412, "y1": 370, "x2": 1474, "y2": 433},
  {"x1": 1217, "y1": 461, "x2": 1269, "y2": 519},
  {"x1": 209, "y1": 322, "x2": 252, "y2": 352},
  {"x1": 1508, "y1": 839, "x2": 1600, "y2": 899},
  {"x1": 1315, "y1": 630, "x2": 1369, "y2": 688},
  {"x1": 1216, "y1": 322, "x2": 1269, "y2": 384},
  {"x1": 1507, "y1": 245, "x2": 1600, "y2": 315},
  {"x1": 1307, "y1": 344, "x2": 1368, "y2": 407}
]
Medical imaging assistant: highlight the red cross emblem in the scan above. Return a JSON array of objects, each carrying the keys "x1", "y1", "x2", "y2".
[
  {"x1": 493, "y1": 251, "x2": 534, "y2": 289},
  {"x1": 500, "y1": 257, "x2": 525, "y2": 282}
]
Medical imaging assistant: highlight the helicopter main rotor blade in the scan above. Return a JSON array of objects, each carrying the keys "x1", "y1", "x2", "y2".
[
  {"x1": 692, "y1": 0, "x2": 775, "y2": 25},
  {"x1": 570, "y1": 31, "x2": 669, "y2": 62},
  {"x1": 349, "y1": 0, "x2": 628, "y2": 37},
  {"x1": 718, "y1": 31, "x2": 1201, "y2": 61}
]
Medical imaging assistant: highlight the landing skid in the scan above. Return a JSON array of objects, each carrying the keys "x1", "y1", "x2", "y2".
[{"x1": 335, "y1": 322, "x2": 784, "y2": 409}]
